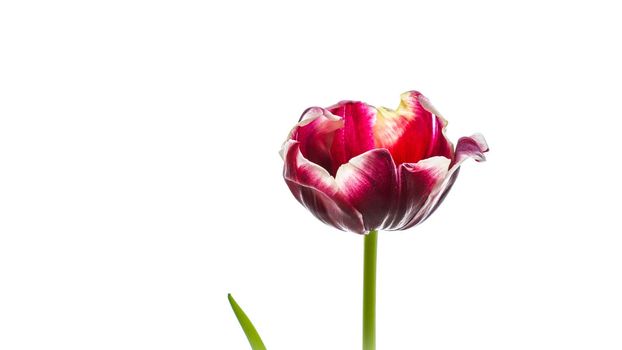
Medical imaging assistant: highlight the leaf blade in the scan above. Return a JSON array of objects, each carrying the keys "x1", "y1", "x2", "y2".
[{"x1": 227, "y1": 293, "x2": 267, "y2": 350}]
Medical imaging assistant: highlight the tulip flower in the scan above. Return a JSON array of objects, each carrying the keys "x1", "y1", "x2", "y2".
[
  {"x1": 230, "y1": 90, "x2": 488, "y2": 350},
  {"x1": 281, "y1": 90, "x2": 488, "y2": 234}
]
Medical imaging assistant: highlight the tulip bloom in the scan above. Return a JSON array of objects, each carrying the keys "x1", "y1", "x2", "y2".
[
  {"x1": 281, "y1": 90, "x2": 488, "y2": 234},
  {"x1": 230, "y1": 91, "x2": 488, "y2": 350}
]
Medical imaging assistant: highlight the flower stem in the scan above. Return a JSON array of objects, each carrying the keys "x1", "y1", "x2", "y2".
[{"x1": 363, "y1": 229, "x2": 378, "y2": 350}]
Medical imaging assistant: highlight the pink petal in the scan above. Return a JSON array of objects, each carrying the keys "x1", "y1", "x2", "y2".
[
  {"x1": 451, "y1": 133, "x2": 489, "y2": 167},
  {"x1": 334, "y1": 149, "x2": 398, "y2": 231},
  {"x1": 373, "y1": 91, "x2": 453, "y2": 165},
  {"x1": 406, "y1": 133, "x2": 489, "y2": 228},
  {"x1": 327, "y1": 101, "x2": 377, "y2": 175},
  {"x1": 285, "y1": 107, "x2": 344, "y2": 176},
  {"x1": 382, "y1": 156, "x2": 451, "y2": 230},
  {"x1": 282, "y1": 140, "x2": 366, "y2": 234}
]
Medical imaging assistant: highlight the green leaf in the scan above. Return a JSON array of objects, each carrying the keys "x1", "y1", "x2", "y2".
[{"x1": 228, "y1": 293, "x2": 267, "y2": 350}]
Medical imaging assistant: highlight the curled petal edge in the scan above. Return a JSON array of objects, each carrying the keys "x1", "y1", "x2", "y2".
[{"x1": 452, "y1": 133, "x2": 489, "y2": 166}]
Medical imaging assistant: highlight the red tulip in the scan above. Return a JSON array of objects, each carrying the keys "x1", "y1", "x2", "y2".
[{"x1": 281, "y1": 91, "x2": 488, "y2": 234}]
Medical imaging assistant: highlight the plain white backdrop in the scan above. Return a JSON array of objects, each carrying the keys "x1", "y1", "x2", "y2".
[{"x1": 1, "y1": 0, "x2": 621, "y2": 349}]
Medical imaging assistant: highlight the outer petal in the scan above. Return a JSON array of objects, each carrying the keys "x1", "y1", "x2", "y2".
[
  {"x1": 327, "y1": 101, "x2": 377, "y2": 175},
  {"x1": 451, "y1": 133, "x2": 489, "y2": 167},
  {"x1": 382, "y1": 156, "x2": 451, "y2": 230},
  {"x1": 373, "y1": 91, "x2": 453, "y2": 165},
  {"x1": 334, "y1": 149, "x2": 398, "y2": 231},
  {"x1": 403, "y1": 133, "x2": 489, "y2": 229},
  {"x1": 282, "y1": 140, "x2": 366, "y2": 234}
]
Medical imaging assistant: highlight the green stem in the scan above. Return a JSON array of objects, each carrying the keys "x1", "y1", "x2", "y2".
[{"x1": 363, "y1": 229, "x2": 378, "y2": 350}]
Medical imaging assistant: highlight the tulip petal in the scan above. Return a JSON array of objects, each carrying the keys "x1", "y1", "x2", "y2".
[
  {"x1": 451, "y1": 133, "x2": 489, "y2": 167},
  {"x1": 405, "y1": 133, "x2": 489, "y2": 228},
  {"x1": 334, "y1": 149, "x2": 398, "y2": 231},
  {"x1": 373, "y1": 91, "x2": 453, "y2": 165},
  {"x1": 285, "y1": 107, "x2": 345, "y2": 176},
  {"x1": 327, "y1": 101, "x2": 377, "y2": 175},
  {"x1": 383, "y1": 156, "x2": 451, "y2": 230},
  {"x1": 282, "y1": 140, "x2": 366, "y2": 234}
]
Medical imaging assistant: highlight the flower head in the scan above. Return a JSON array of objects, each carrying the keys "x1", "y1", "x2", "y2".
[{"x1": 281, "y1": 91, "x2": 488, "y2": 234}]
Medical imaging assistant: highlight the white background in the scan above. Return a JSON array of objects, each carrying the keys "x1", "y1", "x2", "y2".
[{"x1": 1, "y1": 0, "x2": 621, "y2": 349}]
